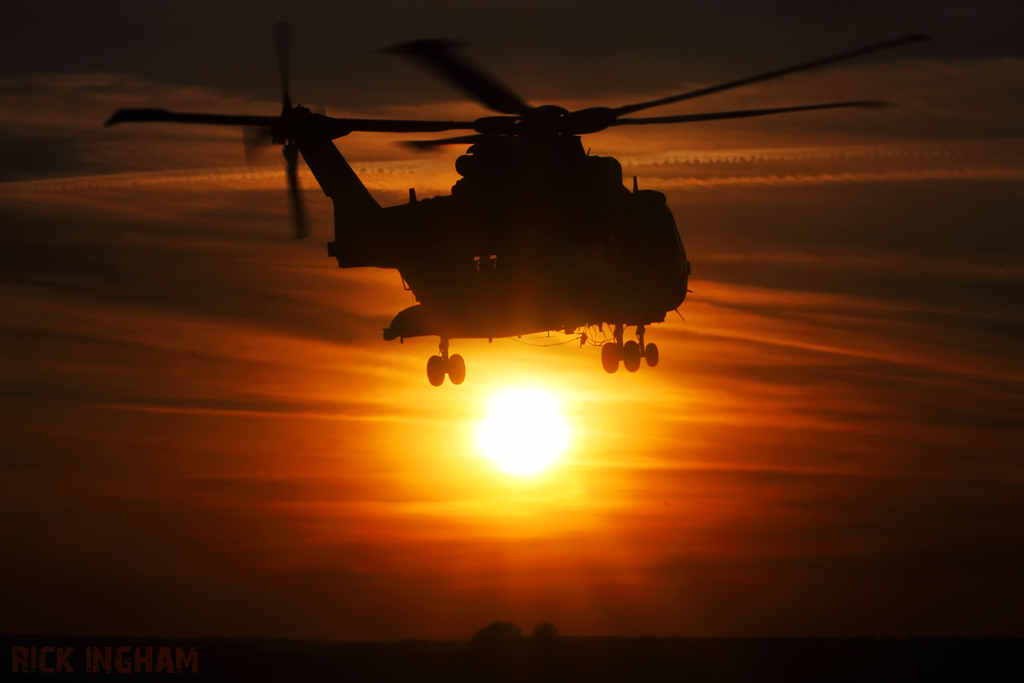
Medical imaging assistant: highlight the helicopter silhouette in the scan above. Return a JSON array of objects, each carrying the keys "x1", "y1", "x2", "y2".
[{"x1": 106, "y1": 24, "x2": 926, "y2": 386}]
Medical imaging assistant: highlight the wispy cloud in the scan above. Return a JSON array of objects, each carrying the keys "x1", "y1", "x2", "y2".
[{"x1": 1, "y1": 52, "x2": 1023, "y2": 640}]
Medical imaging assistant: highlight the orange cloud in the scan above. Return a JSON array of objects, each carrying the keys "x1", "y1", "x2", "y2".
[{"x1": 1, "y1": 52, "x2": 1023, "y2": 639}]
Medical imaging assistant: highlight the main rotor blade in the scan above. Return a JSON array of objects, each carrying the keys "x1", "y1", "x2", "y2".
[
  {"x1": 402, "y1": 134, "x2": 488, "y2": 150},
  {"x1": 275, "y1": 21, "x2": 292, "y2": 111},
  {"x1": 283, "y1": 144, "x2": 310, "y2": 240},
  {"x1": 613, "y1": 34, "x2": 928, "y2": 117},
  {"x1": 611, "y1": 100, "x2": 890, "y2": 126},
  {"x1": 105, "y1": 109, "x2": 280, "y2": 127},
  {"x1": 385, "y1": 39, "x2": 531, "y2": 116},
  {"x1": 106, "y1": 108, "x2": 477, "y2": 138},
  {"x1": 319, "y1": 116, "x2": 478, "y2": 134}
]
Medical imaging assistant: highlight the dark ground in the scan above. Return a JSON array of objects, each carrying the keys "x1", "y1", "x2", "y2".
[{"x1": 3, "y1": 634, "x2": 1021, "y2": 681}]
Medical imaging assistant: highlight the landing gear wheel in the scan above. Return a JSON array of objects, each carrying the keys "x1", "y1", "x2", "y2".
[
  {"x1": 447, "y1": 354, "x2": 466, "y2": 385},
  {"x1": 644, "y1": 343, "x2": 659, "y2": 368},
  {"x1": 426, "y1": 355, "x2": 446, "y2": 387},
  {"x1": 601, "y1": 343, "x2": 621, "y2": 374},
  {"x1": 622, "y1": 341, "x2": 642, "y2": 372}
]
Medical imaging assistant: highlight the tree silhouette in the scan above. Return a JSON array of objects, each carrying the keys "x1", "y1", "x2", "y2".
[
  {"x1": 471, "y1": 621, "x2": 522, "y2": 644},
  {"x1": 532, "y1": 622, "x2": 559, "y2": 638}
]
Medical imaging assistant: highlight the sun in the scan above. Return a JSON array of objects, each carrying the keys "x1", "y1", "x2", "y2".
[{"x1": 476, "y1": 387, "x2": 572, "y2": 475}]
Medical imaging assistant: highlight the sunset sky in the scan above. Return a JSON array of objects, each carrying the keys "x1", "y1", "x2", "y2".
[{"x1": 1, "y1": 0, "x2": 1022, "y2": 640}]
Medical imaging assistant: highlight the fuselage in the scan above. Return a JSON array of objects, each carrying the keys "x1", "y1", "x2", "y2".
[{"x1": 322, "y1": 135, "x2": 689, "y2": 341}]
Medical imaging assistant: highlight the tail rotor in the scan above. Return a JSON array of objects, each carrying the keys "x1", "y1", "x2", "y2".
[
  {"x1": 270, "y1": 21, "x2": 310, "y2": 239},
  {"x1": 283, "y1": 142, "x2": 310, "y2": 240},
  {"x1": 274, "y1": 21, "x2": 292, "y2": 113},
  {"x1": 232, "y1": 22, "x2": 310, "y2": 239}
]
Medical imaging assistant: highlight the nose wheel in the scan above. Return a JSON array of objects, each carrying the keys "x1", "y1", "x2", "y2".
[
  {"x1": 601, "y1": 325, "x2": 659, "y2": 374},
  {"x1": 426, "y1": 338, "x2": 466, "y2": 386}
]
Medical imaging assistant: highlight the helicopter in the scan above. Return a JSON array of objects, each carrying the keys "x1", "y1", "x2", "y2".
[{"x1": 106, "y1": 25, "x2": 927, "y2": 386}]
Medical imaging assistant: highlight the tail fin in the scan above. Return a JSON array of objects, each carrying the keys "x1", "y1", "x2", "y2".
[{"x1": 299, "y1": 138, "x2": 389, "y2": 268}]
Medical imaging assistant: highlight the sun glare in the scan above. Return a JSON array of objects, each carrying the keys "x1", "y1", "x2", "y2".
[{"x1": 476, "y1": 387, "x2": 572, "y2": 475}]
